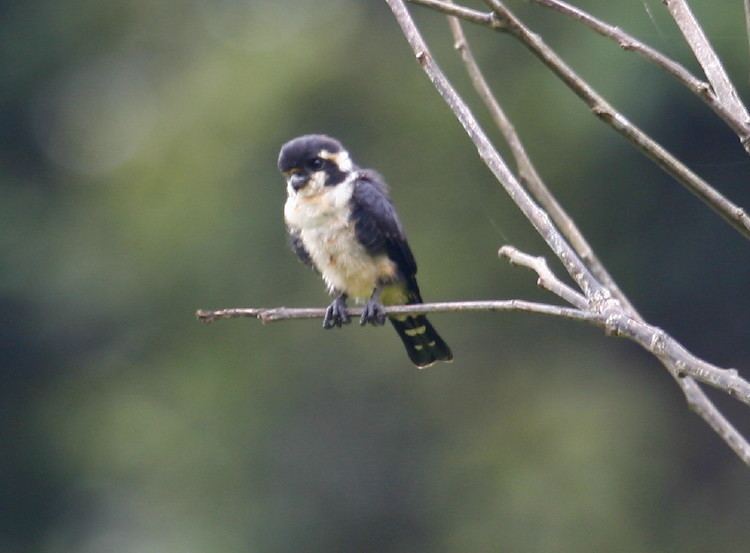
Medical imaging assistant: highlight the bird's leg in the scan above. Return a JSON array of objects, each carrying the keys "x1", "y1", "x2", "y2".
[
  {"x1": 323, "y1": 292, "x2": 350, "y2": 329},
  {"x1": 361, "y1": 285, "x2": 387, "y2": 326}
]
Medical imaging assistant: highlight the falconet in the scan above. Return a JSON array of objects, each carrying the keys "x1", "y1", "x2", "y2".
[{"x1": 278, "y1": 134, "x2": 453, "y2": 368}]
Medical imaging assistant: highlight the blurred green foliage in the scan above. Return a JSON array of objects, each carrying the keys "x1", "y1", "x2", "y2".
[{"x1": 2, "y1": 1, "x2": 749, "y2": 552}]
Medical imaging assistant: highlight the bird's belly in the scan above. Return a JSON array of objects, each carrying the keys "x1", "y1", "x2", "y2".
[{"x1": 300, "y1": 224, "x2": 396, "y2": 300}]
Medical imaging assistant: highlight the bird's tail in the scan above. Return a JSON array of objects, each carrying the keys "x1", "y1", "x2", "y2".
[{"x1": 389, "y1": 314, "x2": 453, "y2": 368}]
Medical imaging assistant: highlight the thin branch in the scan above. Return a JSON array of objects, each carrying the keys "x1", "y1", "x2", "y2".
[
  {"x1": 527, "y1": 0, "x2": 750, "y2": 149},
  {"x1": 407, "y1": 0, "x2": 499, "y2": 27},
  {"x1": 385, "y1": 0, "x2": 609, "y2": 304},
  {"x1": 499, "y1": 245, "x2": 750, "y2": 410},
  {"x1": 676, "y1": 377, "x2": 750, "y2": 465},
  {"x1": 412, "y1": 0, "x2": 750, "y2": 149},
  {"x1": 663, "y1": 0, "x2": 750, "y2": 138},
  {"x1": 446, "y1": 11, "x2": 640, "y2": 318},
  {"x1": 196, "y1": 300, "x2": 596, "y2": 324},
  {"x1": 608, "y1": 315, "x2": 750, "y2": 408},
  {"x1": 410, "y1": 0, "x2": 750, "y2": 239},
  {"x1": 498, "y1": 246, "x2": 587, "y2": 309},
  {"x1": 480, "y1": 0, "x2": 750, "y2": 240},
  {"x1": 745, "y1": 0, "x2": 750, "y2": 74},
  {"x1": 501, "y1": 250, "x2": 750, "y2": 465}
]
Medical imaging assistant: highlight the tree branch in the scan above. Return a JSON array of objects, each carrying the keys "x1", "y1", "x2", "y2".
[
  {"x1": 409, "y1": 0, "x2": 750, "y2": 239},
  {"x1": 410, "y1": 0, "x2": 750, "y2": 149},
  {"x1": 499, "y1": 245, "x2": 750, "y2": 406},
  {"x1": 407, "y1": 0, "x2": 499, "y2": 27},
  {"x1": 197, "y1": 249, "x2": 750, "y2": 415},
  {"x1": 527, "y1": 0, "x2": 750, "y2": 150},
  {"x1": 196, "y1": 300, "x2": 596, "y2": 324},
  {"x1": 498, "y1": 246, "x2": 587, "y2": 309},
  {"x1": 676, "y1": 377, "x2": 750, "y2": 465},
  {"x1": 481, "y1": 0, "x2": 750, "y2": 240},
  {"x1": 663, "y1": 0, "x2": 750, "y2": 141}
]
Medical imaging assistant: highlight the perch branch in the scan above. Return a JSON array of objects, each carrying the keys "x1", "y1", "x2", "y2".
[
  {"x1": 663, "y1": 0, "x2": 750, "y2": 139},
  {"x1": 196, "y1": 293, "x2": 750, "y2": 414},
  {"x1": 446, "y1": 11, "x2": 639, "y2": 318},
  {"x1": 196, "y1": 300, "x2": 596, "y2": 324}
]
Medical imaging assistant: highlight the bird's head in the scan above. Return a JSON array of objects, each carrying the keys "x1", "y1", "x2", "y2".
[{"x1": 278, "y1": 134, "x2": 354, "y2": 195}]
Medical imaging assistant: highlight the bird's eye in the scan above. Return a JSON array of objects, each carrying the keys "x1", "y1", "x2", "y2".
[{"x1": 307, "y1": 157, "x2": 324, "y2": 171}]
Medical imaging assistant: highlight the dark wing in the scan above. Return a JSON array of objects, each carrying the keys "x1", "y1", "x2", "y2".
[
  {"x1": 350, "y1": 171, "x2": 420, "y2": 294},
  {"x1": 288, "y1": 228, "x2": 315, "y2": 269}
]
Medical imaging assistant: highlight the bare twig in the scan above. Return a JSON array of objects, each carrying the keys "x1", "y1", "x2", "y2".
[
  {"x1": 481, "y1": 0, "x2": 750, "y2": 240},
  {"x1": 498, "y1": 246, "x2": 750, "y2": 410},
  {"x1": 676, "y1": 377, "x2": 750, "y2": 465},
  {"x1": 407, "y1": 0, "x2": 499, "y2": 26},
  {"x1": 410, "y1": 0, "x2": 750, "y2": 148},
  {"x1": 663, "y1": 0, "x2": 750, "y2": 139},
  {"x1": 745, "y1": 0, "x2": 750, "y2": 73},
  {"x1": 409, "y1": 0, "x2": 750, "y2": 239},
  {"x1": 446, "y1": 12, "x2": 639, "y2": 318},
  {"x1": 196, "y1": 300, "x2": 596, "y2": 324},
  {"x1": 409, "y1": 0, "x2": 491, "y2": 22},
  {"x1": 527, "y1": 0, "x2": 750, "y2": 149},
  {"x1": 503, "y1": 245, "x2": 750, "y2": 465},
  {"x1": 409, "y1": 0, "x2": 750, "y2": 147},
  {"x1": 498, "y1": 246, "x2": 587, "y2": 309}
]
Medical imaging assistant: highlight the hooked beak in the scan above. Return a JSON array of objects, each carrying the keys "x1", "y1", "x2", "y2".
[{"x1": 288, "y1": 172, "x2": 308, "y2": 192}]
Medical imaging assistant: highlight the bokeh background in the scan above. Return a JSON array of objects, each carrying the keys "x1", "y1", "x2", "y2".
[{"x1": 2, "y1": 1, "x2": 749, "y2": 551}]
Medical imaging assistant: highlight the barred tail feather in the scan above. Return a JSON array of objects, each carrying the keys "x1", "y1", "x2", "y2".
[{"x1": 389, "y1": 314, "x2": 453, "y2": 368}]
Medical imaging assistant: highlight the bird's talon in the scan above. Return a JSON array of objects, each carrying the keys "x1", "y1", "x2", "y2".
[
  {"x1": 360, "y1": 300, "x2": 386, "y2": 326},
  {"x1": 323, "y1": 296, "x2": 349, "y2": 329}
]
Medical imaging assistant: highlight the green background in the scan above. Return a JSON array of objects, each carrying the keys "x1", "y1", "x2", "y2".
[{"x1": 2, "y1": 1, "x2": 749, "y2": 551}]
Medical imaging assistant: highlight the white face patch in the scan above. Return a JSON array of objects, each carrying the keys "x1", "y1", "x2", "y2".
[{"x1": 319, "y1": 149, "x2": 353, "y2": 173}]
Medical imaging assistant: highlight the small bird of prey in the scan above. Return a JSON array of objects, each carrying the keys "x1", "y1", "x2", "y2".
[{"x1": 278, "y1": 134, "x2": 453, "y2": 368}]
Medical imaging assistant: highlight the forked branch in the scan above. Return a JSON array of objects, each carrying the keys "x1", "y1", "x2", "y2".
[
  {"x1": 530, "y1": 0, "x2": 750, "y2": 148},
  {"x1": 411, "y1": 0, "x2": 750, "y2": 149},
  {"x1": 664, "y1": 0, "x2": 750, "y2": 139},
  {"x1": 408, "y1": 0, "x2": 750, "y2": 239}
]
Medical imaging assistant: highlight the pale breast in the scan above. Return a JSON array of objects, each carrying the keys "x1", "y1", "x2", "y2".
[{"x1": 284, "y1": 179, "x2": 397, "y2": 299}]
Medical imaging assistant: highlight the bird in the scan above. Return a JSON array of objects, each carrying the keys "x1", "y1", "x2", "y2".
[{"x1": 278, "y1": 134, "x2": 453, "y2": 368}]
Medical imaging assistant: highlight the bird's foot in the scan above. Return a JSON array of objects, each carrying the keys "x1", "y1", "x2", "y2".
[
  {"x1": 323, "y1": 296, "x2": 350, "y2": 329},
  {"x1": 360, "y1": 298, "x2": 387, "y2": 326}
]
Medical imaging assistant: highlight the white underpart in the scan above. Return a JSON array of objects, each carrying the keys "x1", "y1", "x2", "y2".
[{"x1": 284, "y1": 171, "x2": 395, "y2": 300}]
